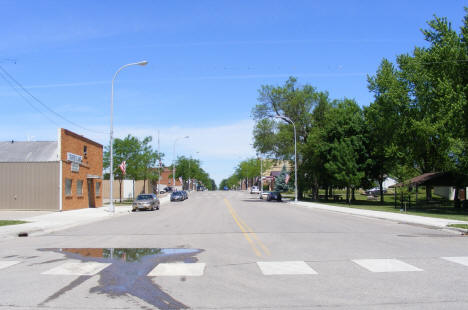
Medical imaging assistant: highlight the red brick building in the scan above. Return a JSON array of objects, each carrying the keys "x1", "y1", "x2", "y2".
[
  {"x1": 59, "y1": 128, "x2": 103, "y2": 210},
  {"x1": 0, "y1": 128, "x2": 103, "y2": 211}
]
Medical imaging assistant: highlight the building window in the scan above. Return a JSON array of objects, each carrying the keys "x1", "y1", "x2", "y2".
[
  {"x1": 77, "y1": 180, "x2": 83, "y2": 196},
  {"x1": 96, "y1": 182, "x2": 101, "y2": 196},
  {"x1": 65, "y1": 179, "x2": 72, "y2": 196},
  {"x1": 83, "y1": 145, "x2": 87, "y2": 156}
]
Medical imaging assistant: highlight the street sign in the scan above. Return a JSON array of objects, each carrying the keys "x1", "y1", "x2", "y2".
[
  {"x1": 67, "y1": 152, "x2": 82, "y2": 164},
  {"x1": 71, "y1": 162, "x2": 80, "y2": 172}
]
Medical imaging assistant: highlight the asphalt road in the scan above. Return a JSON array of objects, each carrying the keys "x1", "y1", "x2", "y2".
[{"x1": 1, "y1": 190, "x2": 468, "y2": 309}]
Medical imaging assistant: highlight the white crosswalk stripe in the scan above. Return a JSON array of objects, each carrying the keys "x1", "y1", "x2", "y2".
[
  {"x1": 352, "y1": 259, "x2": 423, "y2": 273},
  {"x1": 441, "y1": 256, "x2": 468, "y2": 267},
  {"x1": 41, "y1": 262, "x2": 111, "y2": 276},
  {"x1": 0, "y1": 261, "x2": 21, "y2": 270},
  {"x1": 148, "y1": 263, "x2": 206, "y2": 276},
  {"x1": 257, "y1": 261, "x2": 317, "y2": 275},
  {"x1": 9, "y1": 256, "x2": 468, "y2": 278}
]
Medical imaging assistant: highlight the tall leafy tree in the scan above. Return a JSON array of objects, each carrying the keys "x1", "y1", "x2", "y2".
[
  {"x1": 252, "y1": 77, "x2": 318, "y2": 198},
  {"x1": 322, "y1": 99, "x2": 367, "y2": 202},
  {"x1": 365, "y1": 59, "x2": 408, "y2": 202}
]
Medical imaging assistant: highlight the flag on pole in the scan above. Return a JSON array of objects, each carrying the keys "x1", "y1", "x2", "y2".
[
  {"x1": 179, "y1": 176, "x2": 183, "y2": 184},
  {"x1": 119, "y1": 161, "x2": 126, "y2": 175},
  {"x1": 285, "y1": 173, "x2": 290, "y2": 184}
]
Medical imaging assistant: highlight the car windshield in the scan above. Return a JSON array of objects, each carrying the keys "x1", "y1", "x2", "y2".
[{"x1": 137, "y1": 195, "x2": 153, "y2": 200}]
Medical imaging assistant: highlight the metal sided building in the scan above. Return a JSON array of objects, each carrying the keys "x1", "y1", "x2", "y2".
[{"x1": 0, "y1": 128, "x2": 103, "y2": 211}]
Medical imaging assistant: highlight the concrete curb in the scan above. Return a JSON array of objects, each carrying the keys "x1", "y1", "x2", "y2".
[
  {"x1": 289, "y1": 200, "x2": 468, "y2": 231},
  {"x1": 0, "y1": 195, "x2": 172, "y2": 240}
]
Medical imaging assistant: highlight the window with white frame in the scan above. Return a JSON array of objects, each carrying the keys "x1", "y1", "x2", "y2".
[
  {"x1": 96, "y1": 182, "x2": 101, "y2": 196},
  {"x1": 77, "y1": 180, "x2": 83, "y2": 196},
  {"x1": 65, "y1": 179, "x2": 72, "y2": 196}
]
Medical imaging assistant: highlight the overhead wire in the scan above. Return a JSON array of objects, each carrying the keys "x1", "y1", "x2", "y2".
[
  {"x1": 0, "y1": 69, "x2": 62, "y2": 127},
  {"x1": 0, "y1": 64, "x2": 106, "y2": 135}
]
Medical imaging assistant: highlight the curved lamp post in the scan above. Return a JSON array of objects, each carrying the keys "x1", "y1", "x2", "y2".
[
  {"x1": 173, "y1": 136, "x2": 189, "y2": 190},
  {"x1": 189, "y1": 151, "x2": 199, "y2": 191},
  {"x1": 109, "y1": 61, "x2": 148, "y2": 213},
  {"x1": 275, "y1": 115, "x2": 298, "y2": 203}
]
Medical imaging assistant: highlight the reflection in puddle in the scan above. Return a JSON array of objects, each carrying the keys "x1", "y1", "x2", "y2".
[{"x1": 39, "y1": 248, "x2": 203, "y2": 309}]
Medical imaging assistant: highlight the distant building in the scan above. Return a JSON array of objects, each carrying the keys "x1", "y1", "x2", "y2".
[
  {"x1": 156, "y1": 167, "x2": 183, "y2": 190},
  {"x1": 0, "y1": 128, "x2": 103, "y2": 211}
]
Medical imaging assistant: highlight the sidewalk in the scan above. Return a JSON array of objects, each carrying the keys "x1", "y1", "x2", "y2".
[
  {"x1": 291, "y1": 200, "x2": 468, "y2": 231},
  {"x1": 0, "y1": 195, "x2": 171, "y2": 240}
]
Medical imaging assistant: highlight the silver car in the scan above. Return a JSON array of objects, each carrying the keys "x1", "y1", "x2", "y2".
[{"x1": 132, "y1": 194, "x2": 160, "y2": 211}]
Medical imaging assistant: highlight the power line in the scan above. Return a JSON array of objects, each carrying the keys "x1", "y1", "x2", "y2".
[
  {"x1": 0, "y1": 69, "x2": 61, "y2": 127},
  {"x1": 0, "y1": 65, "x2": 106, "y2": 135}
]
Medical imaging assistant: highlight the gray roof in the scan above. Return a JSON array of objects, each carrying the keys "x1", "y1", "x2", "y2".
[{"x1": 0, "y1": 141, "x2": 58, "y2": 162}]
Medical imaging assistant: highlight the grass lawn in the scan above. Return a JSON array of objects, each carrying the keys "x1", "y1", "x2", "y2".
[
  {"x1": 0, "y1": 220, "x2": 28, "y2": 227},
  {"x1": 289, "y1": 189, "x2": 468, "y2": 222},
  {"x1": 448, "y1": 224, "x2": 468, "y2": 230}
]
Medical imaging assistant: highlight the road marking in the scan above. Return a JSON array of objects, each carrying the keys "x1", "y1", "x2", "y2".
[
  {"x1": 224, "y1": 198, "x2": 269, "y2": 257},
  {"x1": 42, "y1": 262, "x2": 111, "y2": 276},
  {"x1": 352, "y1": 259, "x2": 423, "y2": 273},
  {"x1": 0, "y1": 261, "x2": 21, "y2": 270},
  {"x1": 148, "y1": 263, "x2": 206, "y2": 276},
  {"x1": 257, "y1": 261, "x2": 317, "y2": 275},
  {"x1": 442, "y1": 256, "x2": 468, "y2": 267},
  {"x1": 237, "y1": 217, "x2": 271, "y2": 256}
]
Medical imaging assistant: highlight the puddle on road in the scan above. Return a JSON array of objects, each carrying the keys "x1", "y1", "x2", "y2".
[{"x1": 39, "y1": 248, "x2": 203, "y2": 309}]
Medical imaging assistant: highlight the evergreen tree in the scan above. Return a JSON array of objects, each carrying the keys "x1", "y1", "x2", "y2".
[{"x1": 274, "y1": 165, "x2": 291, "y2": 192}]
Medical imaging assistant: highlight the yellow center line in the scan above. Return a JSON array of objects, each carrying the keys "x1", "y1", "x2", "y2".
[
  {"x1": 223, "y1": 198, "x2": 270, "y2": 257},
  {"x1": 237, "y1": 217, "x2": 271, "y2": 256}
]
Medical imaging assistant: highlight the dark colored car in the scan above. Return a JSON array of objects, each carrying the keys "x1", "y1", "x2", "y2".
[
  {"x1": 260, "y1": 191, "x2": 282, "y2": 201},
  {"x1": 170, "y1": 191, "x2": 184, "y2": 202},
  {"x1": 224, "y1": 186, "x2": 229, "y2": 191},
  {"x1": 164, "y1": 186, "x2": 174, "y2": 193},
  {"x1": 181, "y1": 190, "x2": 188, "y2": 200},
  {"x1": 132, "y1": 194, "x2": 160, "y2": 211}
]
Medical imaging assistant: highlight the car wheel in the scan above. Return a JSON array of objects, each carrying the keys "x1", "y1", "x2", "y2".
[
  {"x1": 132, "y1": 209, "x2": 136, "y2": 212},
  {"x1": 267, "y1": 196, "x2": 271, "y2": 201}
]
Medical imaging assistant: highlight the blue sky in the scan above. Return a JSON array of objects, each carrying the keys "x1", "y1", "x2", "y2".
[{"x1": 0, "y1": 0, "x2": 466, "y2": 184}]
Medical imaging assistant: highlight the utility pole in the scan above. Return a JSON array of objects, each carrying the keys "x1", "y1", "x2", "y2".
[{"x1": 157, "y1": 130, "x2": 161, "y2": 195}]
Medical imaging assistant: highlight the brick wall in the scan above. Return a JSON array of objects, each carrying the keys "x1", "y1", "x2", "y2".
[{"x1": 60, "y1": 129, "x2": 103, "y2": 210}]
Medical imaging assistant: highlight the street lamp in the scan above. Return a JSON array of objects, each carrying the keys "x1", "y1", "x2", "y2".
[
  {"x1": 275, "y1": 115, "x2": 298, "y2": 203},
  {"x1": 173, "y1": 136, "x2": 189, "y2": 190},
  {"x1": 109, "y1": 60, "x2": 148, "y2": 213},
  {"x1": 189, "y1": 151, "x2": 199, "y2": 191},
  {"x1": 259, "y1": 155, "x2": 263, "y2": 197}
]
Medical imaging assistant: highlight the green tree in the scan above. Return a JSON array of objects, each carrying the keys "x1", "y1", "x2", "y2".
[
  {"x1": 365, "y1": 59, "x2": 408, "y2": 203},
  {"x1": 252, "y1": 77, "x2": 319, "y2": 198},
  {"x1": 104, "y1": 135, "x2": 163, "y2": 198},
  {"x1": 322, "y1": 99, "x2": 367, "y2": 203},
  {"x1": 367, "y1": 9, "x2": 468, "y2": 200}
]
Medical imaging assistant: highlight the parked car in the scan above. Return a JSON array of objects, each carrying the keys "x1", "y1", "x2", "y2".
[
  {"x1": 250, "y1": 186, "x2": 260, "y2": 194},
  {"x1": 224, "y1": 186, "x2": 229, "y2": 190},
  {"x1": 260, "y1": 191, "x2": 282, "y2": 201},
  {"x1": 164, "y1": 186, "x2": 174, "y2": 193},
  {"x1": 181, "y1": 190, "x2": 188, "y2": 200},
  {"x1": 132, "y1": 194, "x2": 160, "y2": 211},
  {"x1": 170, "y1": 191, "x2": 185, "y2": 202}
]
